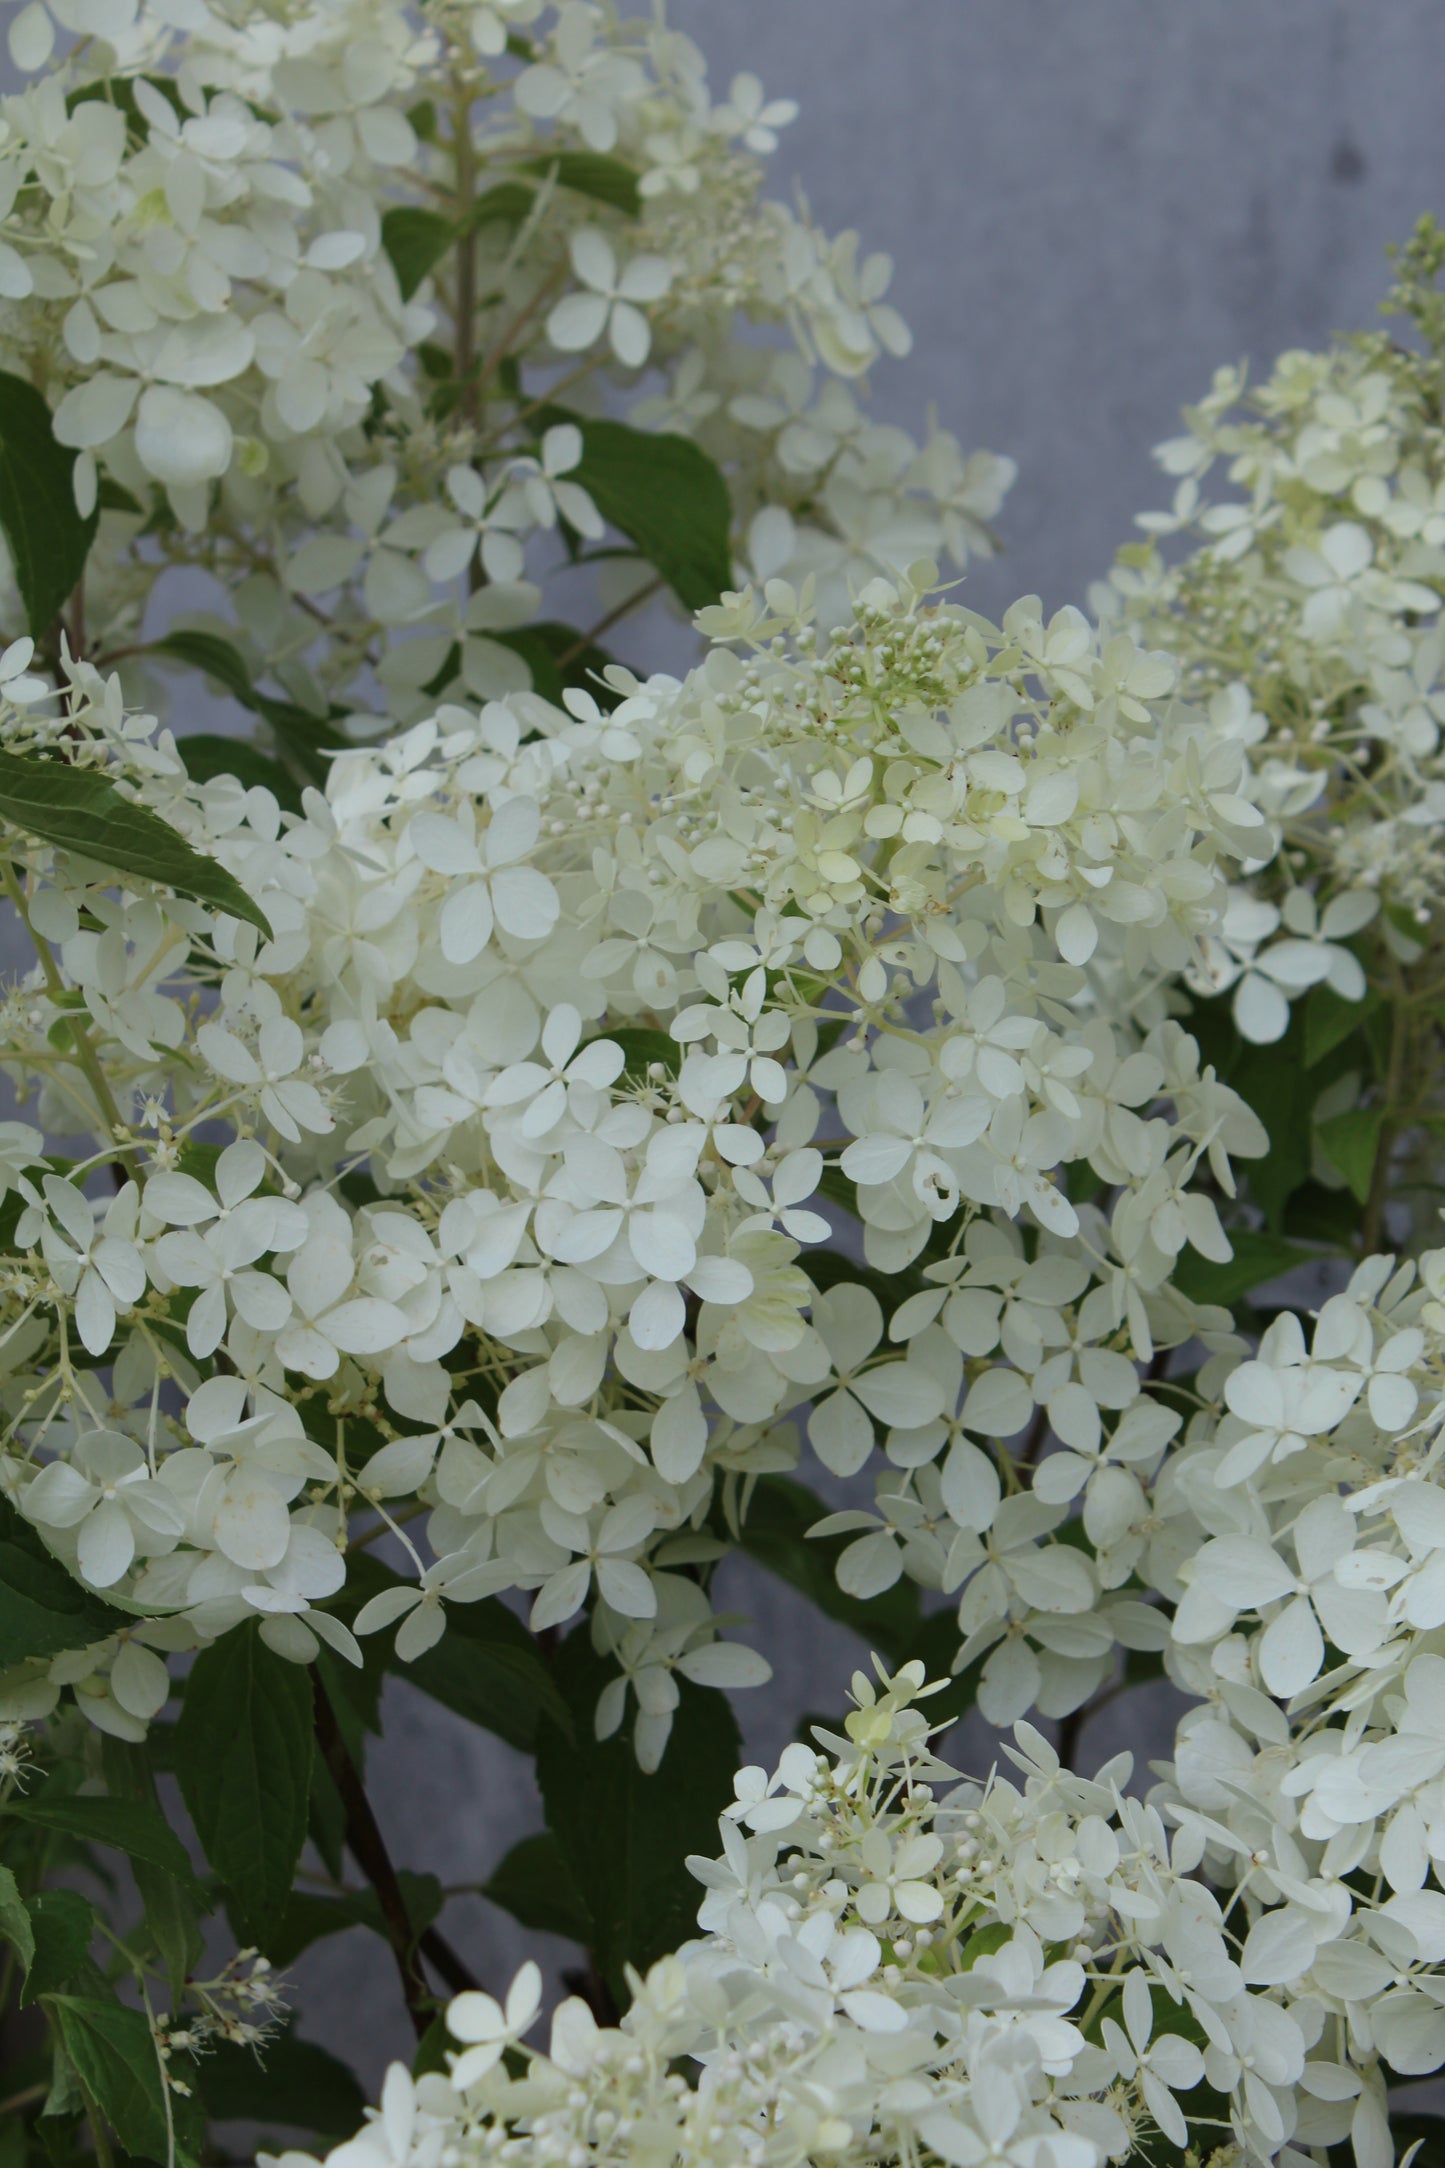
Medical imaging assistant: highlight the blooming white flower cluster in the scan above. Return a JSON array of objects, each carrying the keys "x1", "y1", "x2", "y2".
[
  {"x1": 0, "y1": 560, "x2": 1274, "y2": 1756},
  {"x1": 264, "y1": 1618, "x2": 1445, "y2": 2168},
  {"x1": 0, "y1": 0, "x2": 1012, "y2": 727},
  {"x1": 1094, "y1": 220, "x2": 1445, "y2": 1061}
]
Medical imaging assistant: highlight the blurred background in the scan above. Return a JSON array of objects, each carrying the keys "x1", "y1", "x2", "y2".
[{"x1": 9, "y1": 0, "x2": 1445, "y2": 2100}]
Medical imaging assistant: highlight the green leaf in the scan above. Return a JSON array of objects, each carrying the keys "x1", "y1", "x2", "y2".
[
  {"x1": 483, "y1": 1831, "x2": 592, "y2": 1945},
  {"x1": 491, "y1": 619, "x2": 620, "y2": 708},
  {"x1": 151, "y1": 627, "x2": 254, "y2": 703},
  {"x1": 546, "y1": 408, "x2": 733, "y2": 612},
  {"x1": 336, "y1": 1557, "x2": 571, "y2": 1752},
  {"x1": 150, "y1": 627, "x2": 348, "y2": 792},
  {"x1": 200, "y1": 2025, "x2": 367, "y2": 2137},
  {"x1": 0, "y1": 1494, "x2": 130, "y2": 1667},
  {"x1": 47, "y1": 1997, "x2": 171, "y2": 2158},
  {"x1": 259, "y1": 1870, "x2": 443, "y2": 1971},
  {"x1": 737, "y1": 1474, "x2": 922, "y2": 1667},
  {"x1": 520, "y1": 150, "x2": 641, "y2": 215},
  {"x1": 22, "y1": 1890, "x2": 96, "y2": 2006},
  {"x1": 1316, "y1": 1104, "x2": 1385, "y2": 1205},
  {"x1": 536, "y1": 1631, "x2": 739, "y2": 2006},
  {"x1": 1304, "y1": 981, "x2": 1383, "y2": 1068},
  {"x1": 0, "y1": 1860, "x2": 35, "y2": 1981},
  {"x1": 100, "y1": 1736, "x2": 205, "y2": 2002},
  {"x1": 172, "y1": 1621, "x2": 313, "y2": 1947},
  {"x1": 381, "y1": 207, "x2": 456, "y2": 300},
  {"x1": 170, "y1": 733, "x2": 303, "y2": 811},
  {"x1": 0, "y1": 372, "x2": 98, "y2": 636},
  {"x1": 583, "y1": 1024, "x2": 680, "y2": 1084},
  {"x1": 1388, "y1": 2117, "x2": 1445, "y2": 2168},
  {"x1": 1171, "y1": 1230, "x2": 1316, "y2": 1310},
  {"x1": 0, "y1": 747, "x2": 273, "y2": 940},
  {"x1": 5, "y1": 1792, "x2": 195, "y2": 1890},
  {"x1": 469, "y1": 180, "x2": 538, "y2": 232}
]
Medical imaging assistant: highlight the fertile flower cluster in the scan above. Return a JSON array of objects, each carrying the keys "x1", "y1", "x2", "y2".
[
  {"x1": 1094, "y1": 220, "x2": 1445, "y2": 1065},
  {"x1": 0, "y1": 0, "x2": 1012, "y2": 728},
  {"x1": 0, "y1": 560, "x2": 1275, "y2": 1759},
  {"x1": 265, "y1": 1616, "x2": 1445, "y2": 2168}
]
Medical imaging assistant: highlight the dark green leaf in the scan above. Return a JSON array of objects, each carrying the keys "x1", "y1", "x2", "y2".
[
  {"x1": 150, "y1": 628, "x2": 348, "y2": 792},
  {"x1": 21, "y1": 1891, "x2": 96, "y2": 2006},
  {"x1": 259, "y1": 1870, "x2": 443, "y2": 1971},
  {"x1": 0, "y1": 1495, "x2": 130, "y2": 1667},
  {"x1": 100, "y1": 1736, "x2": 205, "y2": 2002},
  {"x1": 546, "y1": 408, "x2": 733, "y2": 611},
  {"x1": 0, "y1": 372, "x2": 98, "y2": 636},
  {"x1": 1388, "y1": 2116, "x2": 1445, "y2": 2168},
  {"x1": 171, "y1": 733, "x2": 302, "y2": 810},
  {"x1": 582, "y1": 1024, "x2": 680, "y2": 1084},
  {"x1": 520, "y1": 151, "x2": 641, "y2": 215},
  {"x1": 381, "y1": 207, "x2": 456, "y2": 301},
  {"x1": 150, "y1": 627, "x2": 253, "y2": 703},
  {"x1": 737, "y1": 1475, "x2": 922, "y2": 1667},
  {"x1": 469, "y1": 180, "x2": 539, "y2": 231},
  {"x1": 0, "y1": 1859, "x2": 35, "y2": 1980},
  {"x1": 5, "y1": 1793, "x2": 195, "y2": 1889},
  {"x1": 1316, "y1": 1104, "x2": 1385, "y2": 1205},
  {"x1": 491, "y1": 620, "x2": 620, "y2": 708},
  {"x1": 335, "y1": 1557, "x2": 570, "y2": 1752},
  {"x1": 1171, "y1": 1230, "x2": 1316, "y2": 1310},
  {"x1": 47, "y1": 1997, "x2": 170, "y2": 2158},
  {"x1": 483, "y1": 1831, "x2": 591, "y2": 1945},
  {"x1": 172, "y1": 1621, "x2": 313, "y2": 1947},
  {"x1": 1304, "y1": 981, "x2": 1383, "y2": 1068},
  {"x1": 201, "y1": 2025, "x2": 367, "y2": 2137},
  {"x1": 536, "y1": 1631, "x2": 738, "y2": 2005},
  {"x1": 0, "y1": 747, "x2": 273, "y2": 940}
]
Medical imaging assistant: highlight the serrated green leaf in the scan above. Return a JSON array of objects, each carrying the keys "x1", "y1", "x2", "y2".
[
  {"x1": 172, "y1": 1621, "x2": 313, "y2": 1946},
  {"x1": 545, "y1": 407, "x2": 733, "y2": 611},
  {"x1": 21, "y1": 1890, "x2": 96, "y2": 2007},
  {"x1": 483, "y1": 1831, "x2": 592, "y2": 1945},
  {"x1": 0, "y1": 747, "x2": 273, "y2": 940},
  {"x1": 1171, "y1": 1230, "x2": 1316, "y2": 1310},
  {"x1": 0, "y1": 372, "x2": 98, "y2": 635},
  {"x1": 200, "y1": 2024, "x2": 368, "y2": 2137},
  {"x1": 1304, "y1": 981, "x2": 1382, "y2": 1068},
  {"x1": 5, "y1": 1792, "x2": 195, "y2": 1890},
  {"x1": 1317, "y1": 1103, "x2": 1386, "y2": 1205},
  {"x1": 381, "y1": 206, "x2": 456, "y2": 300},
  {"x1": 0, "y1": 1494, "x2": 130, "y2": 1667},
  {"x1": 536, "y1": 1631, "x2": 738, "y2": 2007},
  {"x1": 520, "y1": 150, "x2": 640, "y2": 214},
  {"x1": 0, "y1": 1860, "x2": 35, "y2": 1981},
  {"x1": 46, "y1": 1996, "x2": 173, "y2": 2157}
]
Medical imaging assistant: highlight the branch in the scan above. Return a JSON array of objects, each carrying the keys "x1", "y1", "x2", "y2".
[{"x1": 309, "y1": 1670, "x2": 431, "y2": 2039}]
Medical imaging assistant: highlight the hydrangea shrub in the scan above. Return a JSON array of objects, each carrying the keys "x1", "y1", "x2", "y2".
[{"x1": 0, "y1": 6, "x2": 1442, "y2": 2167}]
